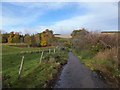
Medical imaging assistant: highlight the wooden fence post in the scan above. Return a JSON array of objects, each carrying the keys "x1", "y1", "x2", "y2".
[
  {"x1": 49, "y1": 49, "x2": 51, "y2": 54},
  {"x1": 54, "y1": 49, "x2": 56, "y2": 53},
  {"x1": 40, "y1": 51, "x2": 44, "y2": 64},
  {"x1": 18, "y1": 56, "x2": 24, "y2": 80}
]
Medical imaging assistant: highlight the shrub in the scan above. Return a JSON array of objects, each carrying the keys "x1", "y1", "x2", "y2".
[{"x1": 92, "y1": 47, "x2": 119, "y2": 75}]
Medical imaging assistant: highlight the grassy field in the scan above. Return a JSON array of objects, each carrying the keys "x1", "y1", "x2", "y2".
[
  {"x1": 2, "y1": 43, "x2": 68, "y2": 88},
  {"x1": 54, "y1": 35, "x2": 72, "y2": 38}
]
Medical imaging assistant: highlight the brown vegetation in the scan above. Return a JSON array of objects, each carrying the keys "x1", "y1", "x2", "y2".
[{"x1": 71, "y1": 28, "x2": 120, "y2": 88}]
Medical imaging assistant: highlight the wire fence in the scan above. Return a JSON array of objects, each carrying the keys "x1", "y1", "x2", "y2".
[{"x1": 17, "y1": 48, "x2": 60, "y2": 80}]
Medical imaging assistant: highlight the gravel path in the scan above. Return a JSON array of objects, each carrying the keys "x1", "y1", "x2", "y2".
[{"x1": 54, "y1": 51, "x2": 107, "y2": 88}]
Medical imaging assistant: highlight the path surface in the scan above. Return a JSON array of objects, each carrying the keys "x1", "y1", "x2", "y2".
[{"x1": 54, "y1": 52, "x2": 107, "y2": 88}]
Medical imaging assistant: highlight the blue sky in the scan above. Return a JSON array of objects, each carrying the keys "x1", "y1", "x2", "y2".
[{"x1": 0, "y1": 2, "x2": 118, "y2": 34}]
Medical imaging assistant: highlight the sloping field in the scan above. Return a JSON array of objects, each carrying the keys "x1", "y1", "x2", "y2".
[
  {"x1": 2, "y1": 44, "x2": 68, "y2": 88},
  {"x1": 54, "y1": 35, "x2": 72, "y2": 38}
]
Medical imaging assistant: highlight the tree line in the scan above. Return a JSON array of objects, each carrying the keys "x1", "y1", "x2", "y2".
[{"x1": 2, "y1": 29, "x2": 55, "y2": 47}]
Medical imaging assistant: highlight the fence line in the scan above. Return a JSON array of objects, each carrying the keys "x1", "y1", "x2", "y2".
[
  {"x1": 17, "y1": 48, "x2": 64, "y2": 79},
  {"x1": 18, "y1": 48, "x2": 58, "y2": 55}
]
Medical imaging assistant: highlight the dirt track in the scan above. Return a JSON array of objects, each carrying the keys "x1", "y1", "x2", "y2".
[{"x1": 54, "y1": 51, "x2": 107, "y2": 88}]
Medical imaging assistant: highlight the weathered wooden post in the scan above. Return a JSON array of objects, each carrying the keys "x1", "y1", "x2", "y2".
[
  {"x1": 49, "y1": 49, "x2": 51, "y2": 54},
  {"x1": 18, "y1": 56, "x2": 24, "y2": 80},
  {"x1": 40, "y1": 51, "x2": 44, "y2": 64},
  {"x1": 54, "y1": 49, "x2": 56, "y2": 53}
]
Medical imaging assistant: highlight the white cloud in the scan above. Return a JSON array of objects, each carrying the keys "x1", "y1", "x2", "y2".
[
  {"x1": 1, "y1": 2, "x2": 118, "y2": 34},
  {"x1": 1, "y1": 0, "x2": 119, "y2": 2},
  {"x1": 9, "y1": 2, "x2": 68, "y2": 10},
  {"x1": 1, "y1": 12, "x2": 43, "y2": 26},
  {"x1": 52, "y1": 2, "x2": 118, "y2": 34},
  {"x1": 26, "y1": 2, "x2": 117, "y2": 35},
  {"x1": 1, "y1": 2, "x2": 69, "y2": 28}
]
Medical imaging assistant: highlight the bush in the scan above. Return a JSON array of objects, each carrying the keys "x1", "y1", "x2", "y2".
[
  {"x1": 71, "y1": 29, "x2": 120, "y2": 88},
  {"x1": 92, "y1": 47, "x2": 119, "y2": 76}
]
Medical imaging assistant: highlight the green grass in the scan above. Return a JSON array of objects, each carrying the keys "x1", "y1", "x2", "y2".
[
  {"x1": 13, "y1": 62, "x2": 60, "y2": 88},
  {"x1": 58, "y1": 38, "x2": 70, "y2": 40},
  {"x1": 2, "y1": 43, "x2": 68, "y2": 88},
  {"x1": 74, "y1": 49, "x2": 120, "y2": 75},
  {"x1": 2, "y1": 44, "x2": 54, "y2": 55}
]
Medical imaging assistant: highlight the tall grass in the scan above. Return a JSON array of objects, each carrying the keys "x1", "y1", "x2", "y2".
[{"x1": 91, "y1": 47, "x2": 119, "y2": 88}]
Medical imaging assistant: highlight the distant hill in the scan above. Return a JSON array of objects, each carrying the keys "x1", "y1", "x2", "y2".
[{"x1": 54, "y1": 35, "x2": 72, "y2": 38}]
